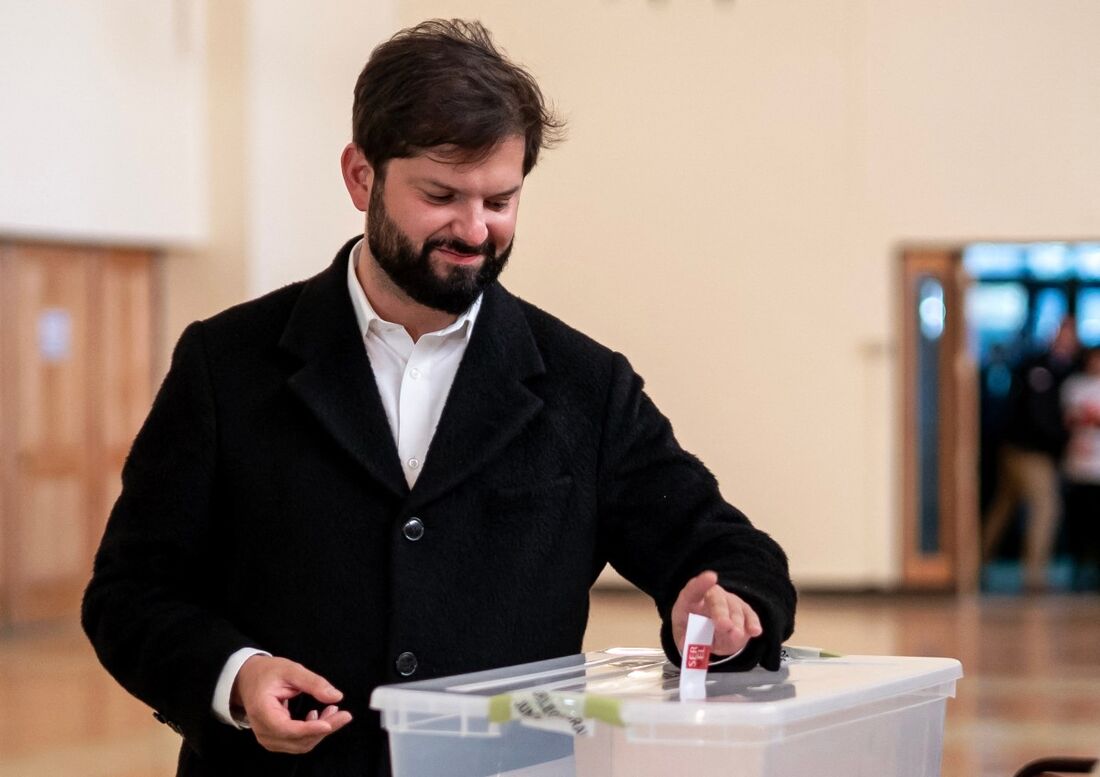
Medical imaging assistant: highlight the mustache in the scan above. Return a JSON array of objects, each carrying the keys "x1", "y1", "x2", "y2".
[{"x1": 426, "y1": 237, "x2": 494, "y2": 257}]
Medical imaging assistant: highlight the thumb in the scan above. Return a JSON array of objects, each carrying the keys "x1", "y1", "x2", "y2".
[
  {"x1": 286, "y1": 664, "x2": 344, "y2": 705},
  {"x1": 679, "y1": 570, "x2": 719, "y2": 609}
]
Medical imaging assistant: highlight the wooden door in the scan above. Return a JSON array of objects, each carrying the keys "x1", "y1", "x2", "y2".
[
  {"x1": 0, "y1": 243, "x2": 154, "y2": 627},
  {"x1": 900, "y1": 248, "x2": 980, "y2": 592}
]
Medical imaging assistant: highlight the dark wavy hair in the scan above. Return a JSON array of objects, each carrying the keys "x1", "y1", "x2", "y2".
[{"x1": 352, "y1": 19, "x2": 564, "y2": 176}]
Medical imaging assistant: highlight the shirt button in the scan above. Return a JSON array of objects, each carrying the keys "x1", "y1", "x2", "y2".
[
  {"x1": 408, "y1": 368, "x2": 421, "y2": 380},
  {"x1": 407, "y1": 458, "x2": 420, "y2": 470},
  {"x1": 395, "y1": 651, "x2": 418, "y2": 677},
  {"x1": 402, "y1": 517, "x2": 425, "y2": 541}
]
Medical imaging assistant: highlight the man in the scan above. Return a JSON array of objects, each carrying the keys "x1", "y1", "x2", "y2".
[
  {"x1": 83, "y1": 19, "x2": 796, "y2": 776},
  {"x1": 982, "y1": 317, "x2": 1079, "y2": 591}
]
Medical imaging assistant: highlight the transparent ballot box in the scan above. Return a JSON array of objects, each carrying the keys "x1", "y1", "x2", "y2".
[{"x1": 370, "y1": 648, "x2": 963, "y2": 777}]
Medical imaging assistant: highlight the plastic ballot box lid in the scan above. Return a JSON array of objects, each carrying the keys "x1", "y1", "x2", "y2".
[{"x1": 371, "y1": 648, "x2": 963, "y2": 777}]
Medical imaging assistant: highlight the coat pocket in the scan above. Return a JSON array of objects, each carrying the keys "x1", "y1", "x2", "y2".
[
  {"x1": 486, "y1": 474, "x2": 575, "y2": 513},
  {"x1": 481, "y1": 475, "x2": 576, "y2": 564}
]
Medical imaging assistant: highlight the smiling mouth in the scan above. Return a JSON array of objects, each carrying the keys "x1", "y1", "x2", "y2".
[{"x1": 435, "y1": 247, "x2": 484, "y2": 265}]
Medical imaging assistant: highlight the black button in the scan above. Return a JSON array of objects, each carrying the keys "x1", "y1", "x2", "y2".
[
  {"x1": 395, "y1": 651, "x2": 418, "y2": 677},
  {"x1": 402, "y1": 517, "x2": 425, "y2": 541}
]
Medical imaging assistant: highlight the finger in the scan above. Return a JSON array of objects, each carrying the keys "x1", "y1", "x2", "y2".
[
  {"x1": 306, "y1": 709, "x2": 318, "y2": 722},
  {"x1": 254, "y1": 710, "x2": 354, "y2": 754},
  {"x1": 285, "y1": 664, "x2": 344, "y2": 705},
  {"x1": 323, "y1": 710, "x2": 353, "y2": 733},
  {"x1": 713, "y1": 601, "x2": 763, "y2": 655},
  {"x1": 709, "y1": 597, "x2": 740, "y2": 644},
  {"x1": 744, "y1": 604, "x2": 763, "y2": 637},
  {"x1": 671, "y1": 572, "x2": 721, "y2": 654},
  {"x1": 258, "y1": 727, "x2": 328, "y2": 755},
  {"x1": 255, "y1": 714, "x2": 335, "y2": 746},
  {"x1": 703, "y1": 586, "x2": 733, "y2": 624},
  {"x1": 713, "y1": 609, "x2": 746, "y2": 652},
  {"x1": 319, "y1": 705, "x2": 340, "y2": 720},
  {"x1": 677, "y1": 570, "x2": 719, "y2": 610}
]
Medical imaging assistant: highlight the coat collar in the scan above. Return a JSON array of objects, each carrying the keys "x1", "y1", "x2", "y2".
[{"x1": 278, "y1": 236, "x2": 546, "y2": 505}]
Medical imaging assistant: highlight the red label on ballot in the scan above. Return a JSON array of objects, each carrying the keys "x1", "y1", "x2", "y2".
[{"x1": 685, "y1": 643, "x2": 711, "y2": 670}]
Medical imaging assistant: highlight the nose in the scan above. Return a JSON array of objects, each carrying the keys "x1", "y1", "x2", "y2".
[{"x1": 452, "y1": 203, "x2": 489, "y2": 248}]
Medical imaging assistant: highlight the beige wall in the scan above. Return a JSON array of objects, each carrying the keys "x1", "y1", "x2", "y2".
[
  {"x1": 160, "y1": 0, "x2": 395, "y2": 368},
  {"x1": 25, "y1": 1, "x2": 1097, "y2": 587},
  {"x1": 393, "y1": 0, "x2": 1100, "y2": 586},
  {"x1": 244, "y1": 0, "x2": 394, "y2": 296},
  {"x1": 161, "y1": 0, "x2": 248, "y2": 363}
]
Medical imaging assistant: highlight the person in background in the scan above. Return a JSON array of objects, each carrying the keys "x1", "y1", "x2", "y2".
[
  {"x1": 982, "y1": 317, "x2": 1079, "y2": 592},
  {"x1": 81, "y1": 19, "x2": 796, "y2": 777},
  {"x1": 1061, "y1": 346, "x2": 1100, "y2": 590}
]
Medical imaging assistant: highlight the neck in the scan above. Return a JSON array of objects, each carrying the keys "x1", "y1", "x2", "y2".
[{"x1": 355, "y1": 246, "x2": 457, "y2": 342}]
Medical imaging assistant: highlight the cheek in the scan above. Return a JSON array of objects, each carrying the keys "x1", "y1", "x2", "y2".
[
  {"x1": 390, "y1": 203, "x2": 447, "y2": 244},
  {"x1": 489, "y1": 214, "x2": 519, "y2": 247}
]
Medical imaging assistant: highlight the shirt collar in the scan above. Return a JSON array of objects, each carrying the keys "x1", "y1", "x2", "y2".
[{"x1": 346, "y1": 237, "x2": 482, "y2": 342}]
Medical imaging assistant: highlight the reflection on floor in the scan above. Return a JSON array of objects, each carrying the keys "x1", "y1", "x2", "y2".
[
  {"x1": 2, "y1": 590, "x2": 1099, "y2": 777},
  {"x1": 981, "y1": 558, "x2": 1100, "y2": 594}
]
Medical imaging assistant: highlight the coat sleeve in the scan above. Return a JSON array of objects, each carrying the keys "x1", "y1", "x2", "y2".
[
  {"x1": 82, "y1": 322, "x2": 262, "y2": 752},
  {"x1": 596, "y1": 352, "x2": 796, "y2": 671}
]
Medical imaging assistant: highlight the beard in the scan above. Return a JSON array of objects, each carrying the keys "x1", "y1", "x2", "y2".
[{"x1": 366, "y1": 179, "x2": 512, "y2": 315}]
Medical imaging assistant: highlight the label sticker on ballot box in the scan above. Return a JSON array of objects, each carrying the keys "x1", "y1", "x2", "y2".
[
  {"x1": 509, "y1": 691, "x2": 591, "y2": 736},
  {"x1": 488, "y1": 690, "x2": 624, "y2": 734}
]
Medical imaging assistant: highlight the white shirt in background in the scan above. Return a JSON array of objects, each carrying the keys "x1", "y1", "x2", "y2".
[{"x1": 1062, "y1": 372, "x2": 1100, "y2": 484}]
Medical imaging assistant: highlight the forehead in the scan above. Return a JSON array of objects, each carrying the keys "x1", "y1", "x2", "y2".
[{"x1": 389, "y1": 136, "x2": 526, "y2": 189}]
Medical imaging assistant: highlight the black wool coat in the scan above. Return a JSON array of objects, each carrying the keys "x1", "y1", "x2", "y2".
[{"x1": 82, "y1": 237, "x2": 796, "y2": 777}]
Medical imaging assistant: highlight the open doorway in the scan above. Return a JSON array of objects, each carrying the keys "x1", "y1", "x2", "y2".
[{"x1": 901, "y1": 242, "x2": 1100, "y2": 593}]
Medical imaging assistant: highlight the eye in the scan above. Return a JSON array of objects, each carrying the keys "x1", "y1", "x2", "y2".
[
  {"x1": 425, "y1": 192, "x2": 453, "y2": 204},
  {"x1": 485, "y1": 199, "x2": 511, "y2": 212}
]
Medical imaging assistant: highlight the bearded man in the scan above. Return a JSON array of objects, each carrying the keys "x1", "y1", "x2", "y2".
[{"x1": 83, "y1": 19, "x2": 796, "y2": 777}]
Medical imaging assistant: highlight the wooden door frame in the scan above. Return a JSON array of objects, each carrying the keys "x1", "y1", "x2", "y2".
[
  {"x1": 0, "y1": 245, "x2": 15, "y2": 628},
  {"x1": 900, "y1": 247, "x2": 980, "y2": 593}
]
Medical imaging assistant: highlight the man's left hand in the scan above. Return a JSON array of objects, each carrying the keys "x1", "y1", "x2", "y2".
[{"x1": 671, "y1": 570, "x2": 763, "y2": 658}]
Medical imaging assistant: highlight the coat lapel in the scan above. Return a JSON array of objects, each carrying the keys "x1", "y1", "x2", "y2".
[
  {"x1": 279, "y1": 238, "x2": 409, "y2": 499},
  {"x1": 408, "y1": 283, "x2": 545, "y2": 509}
]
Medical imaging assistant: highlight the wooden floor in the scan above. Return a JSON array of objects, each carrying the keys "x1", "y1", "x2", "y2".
[{"x1": 1, "y1": 589, "x2": 1098, "y2": 776}]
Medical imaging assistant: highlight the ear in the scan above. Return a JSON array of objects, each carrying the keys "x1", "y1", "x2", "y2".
[{"x1": 341, "y1": 143, "x2": 375, "y2": 212}]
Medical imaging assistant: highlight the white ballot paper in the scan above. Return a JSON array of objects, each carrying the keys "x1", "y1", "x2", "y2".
[{"x1": 679, "y1": 612, "x2": 714, "y2": 700}]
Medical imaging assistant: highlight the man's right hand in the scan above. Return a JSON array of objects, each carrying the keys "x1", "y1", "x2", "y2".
[{"x1": 231, "y1": 655, "x2": 353, "y2": 753}]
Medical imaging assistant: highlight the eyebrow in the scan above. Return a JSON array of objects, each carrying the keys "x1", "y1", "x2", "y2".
[{"x1": 419, "y1": 179, "x2": 522, "y2": 199}]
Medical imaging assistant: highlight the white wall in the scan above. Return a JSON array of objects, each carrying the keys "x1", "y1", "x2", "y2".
[{"x1": 0, "y1": 0, "x2": 207, "y2": 245}]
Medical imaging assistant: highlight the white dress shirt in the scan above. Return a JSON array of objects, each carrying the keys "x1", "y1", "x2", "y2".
[
  {"x1": 212, "y1": 238, "x2": 481, "y2": 726},
  {"x1": 345, "y1": 238, "x2": 481, "y2": 488}
]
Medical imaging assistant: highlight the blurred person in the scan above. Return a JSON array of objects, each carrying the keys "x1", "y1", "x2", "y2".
[
  {"x1": 1062, "y1": 346, "x2": 1100, "y2": 589},
  {"x1": 81, "y1": 19, "x2": 796, "y2": 777},
  {"x1": 979, "y1": 343, "x2": 1015, "y2": 511},
  {"x1": 983, "y1": 317, "x2": 1080, "y2": 591}
]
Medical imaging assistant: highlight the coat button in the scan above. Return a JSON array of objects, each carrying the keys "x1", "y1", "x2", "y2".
[
  {"x1": 402, "y1": 517, "x2": 425, "y2": 541},
  {"x1": 395, "y1": 651, "x2": 418, "y2": 677}
]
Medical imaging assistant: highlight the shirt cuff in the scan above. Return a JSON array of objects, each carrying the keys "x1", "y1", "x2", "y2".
[{"x1": 212, "y1": 647, "x2": 271, "y2": 728}]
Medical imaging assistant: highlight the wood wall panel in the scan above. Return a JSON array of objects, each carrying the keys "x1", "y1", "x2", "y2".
[{"x1": 0, "y1": 242, "x2": 154, "y2": 628}]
